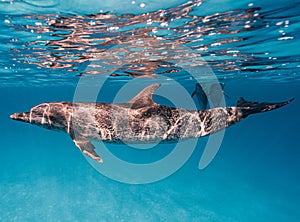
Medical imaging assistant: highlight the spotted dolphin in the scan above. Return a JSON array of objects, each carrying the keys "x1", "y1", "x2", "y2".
[
  {"x1": 10, "y1": 84, "x2": 293, "y2": 163},
  {"x1": 192, "y1": 82, "x2": 229, "y2": 109}
]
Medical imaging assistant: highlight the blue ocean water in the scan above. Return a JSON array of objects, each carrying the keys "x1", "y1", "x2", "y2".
[{"x1": 1, "y1": 0, "x2": 300, "y2": 221}]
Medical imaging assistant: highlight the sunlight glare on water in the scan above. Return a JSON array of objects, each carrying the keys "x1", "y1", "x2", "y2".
[{"x1": 0, "y1": 0, "x2": 299, "y2": 86}]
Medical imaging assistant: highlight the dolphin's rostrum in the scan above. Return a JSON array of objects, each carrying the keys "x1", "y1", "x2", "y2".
[{"x1": 10, "y1": 84, "x2": 294, "y2": 163}]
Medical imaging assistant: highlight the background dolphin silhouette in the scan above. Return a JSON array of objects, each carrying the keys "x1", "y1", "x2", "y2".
[
  {"x1": 10, "y1": 84, "x2": 294, "y2": 163},
  {"x1": 192, "y1": 82, "x2": 229, "y2": 109}
]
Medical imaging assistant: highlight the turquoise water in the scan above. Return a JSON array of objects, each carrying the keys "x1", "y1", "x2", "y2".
[{"x1": 1, "y1": 0, "x2": 300, "y2": 221}]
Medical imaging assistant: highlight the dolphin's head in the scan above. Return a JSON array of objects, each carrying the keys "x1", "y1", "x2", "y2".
[{"x1": 10, "y1": 103, "x2": 71, "y2": 131}]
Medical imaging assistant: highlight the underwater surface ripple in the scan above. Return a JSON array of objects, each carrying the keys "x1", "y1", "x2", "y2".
[{"x1": 0, "y1": 0, "x2": 299, "y2": 86}]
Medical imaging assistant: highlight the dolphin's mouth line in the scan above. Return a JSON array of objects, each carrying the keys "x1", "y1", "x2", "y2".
[
  {"x1": 10, "y1": 112, "x2": 29, "y2": 122},
  {"x1": 10, "y1": 113, "x2": 18, "y2": 119}
]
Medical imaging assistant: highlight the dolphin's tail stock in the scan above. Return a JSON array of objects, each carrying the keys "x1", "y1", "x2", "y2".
[{"x1": 237, "y1": 97, "x2": 294, "y2": 118}]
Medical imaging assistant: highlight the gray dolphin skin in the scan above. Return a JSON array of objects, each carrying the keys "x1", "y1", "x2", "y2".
[{"x1": 10, "y1": 84, "x2": 294, "y2": 163}]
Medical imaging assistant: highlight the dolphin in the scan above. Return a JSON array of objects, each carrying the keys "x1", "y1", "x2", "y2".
[
  {"x1": 10, "y1": 84, "x2": 293, "y2": 163},
  {"x1": 192, "y1": 82, "x2": 229, "y2": 109}
]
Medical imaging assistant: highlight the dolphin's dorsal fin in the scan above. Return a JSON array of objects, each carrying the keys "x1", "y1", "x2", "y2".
[{"x1": 127, "y1": 84, "x2": 161, "y2": 108}]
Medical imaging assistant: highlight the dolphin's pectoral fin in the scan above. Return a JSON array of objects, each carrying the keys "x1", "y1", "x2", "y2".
[
  {"x1": 127, "y1": 83, "x2": 161, "y2": 108},
  {"x1": 72, "y1": 138, "x2": 103, "y2": 163}
]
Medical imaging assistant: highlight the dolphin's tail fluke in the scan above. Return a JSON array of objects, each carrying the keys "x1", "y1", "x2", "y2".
[{"x1": 237, "y1": 97, "x2": 294, "y2": 118}]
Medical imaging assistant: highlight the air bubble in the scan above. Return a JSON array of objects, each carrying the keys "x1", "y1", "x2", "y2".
[
  {"x1": 107, "y1": 26, "x2": 120, "y2": 31},
  {"x1": 146, "y1": 19, "x2": 152, "y2": 25},
  {"x1": 160, "y1": 22, "x2": 168, "y2": 27},
  {"x1": 278, "y1": 36, "x2": 294, "y2": 41},
  {"x1": 152, "y1": 29, "x2": 158, "y2": 34}
]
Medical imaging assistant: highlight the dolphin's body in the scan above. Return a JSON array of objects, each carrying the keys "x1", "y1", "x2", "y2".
[{"x1": 10, "y1": 84, "x2": 293, "y2": 163}]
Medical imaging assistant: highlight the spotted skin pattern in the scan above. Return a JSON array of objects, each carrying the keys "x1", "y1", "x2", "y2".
[{"x1": 10, "y1": 84, "x2": 293, "y2": 163}]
